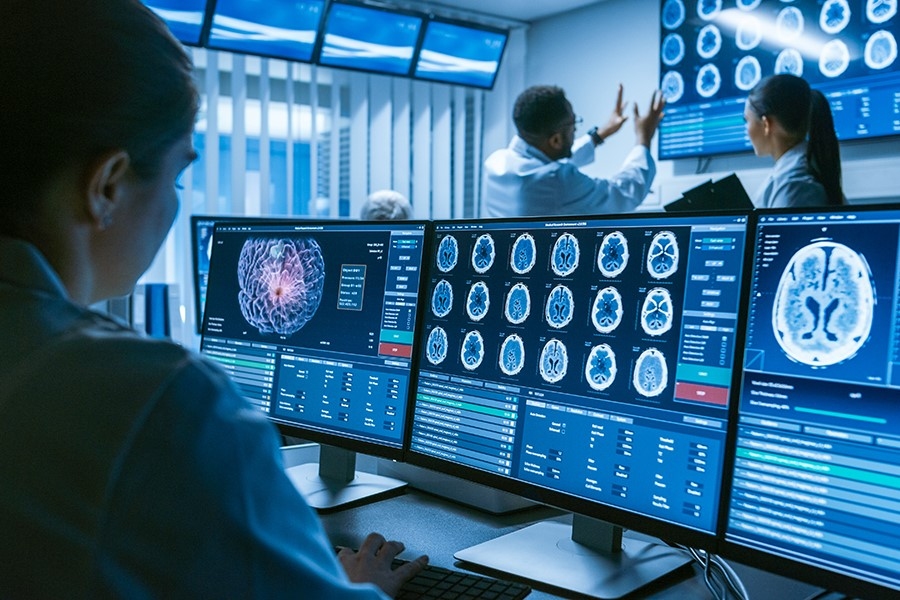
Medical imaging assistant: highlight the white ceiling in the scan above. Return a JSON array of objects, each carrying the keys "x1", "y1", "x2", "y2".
[{"x1": 402, "y1": 0, "x2": 604, "y2": 25}]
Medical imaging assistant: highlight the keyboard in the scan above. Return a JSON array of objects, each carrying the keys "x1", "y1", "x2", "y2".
[{"x1": 392, "y1": 557, "x2": 531, "y2": 600}]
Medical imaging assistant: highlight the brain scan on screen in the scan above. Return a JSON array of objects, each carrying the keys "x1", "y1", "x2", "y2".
[
  {"x1": 426, "y1": 326, "x2": 449, "y2": 365},
  {"x1": 431, "y1": 279, "x2": 453, "y2": 318},
  {"x1": 641, "y1": 287, "x2": 674, "y2": 337},
  {"x1": 736, "y1": 15, "x2": 762, "y2": 51},
  {"x1": 461, "y1": 330, "x2": 485, "y2": 370},
  {"x1": 696, "y1": 63, "x2": 721, "y2": 98},
  {"x1": 735, "y1": 55, "x2": 762, "y2": 91},
  {"x1": 437, "y1": 235, "x2": 458, "y2": 273},
  {"x1": 697, "y1": 24, "x2": 722, "y2": 59},
  {"x1": 633, "y1": 347, "x2": 668, "y2": 398},
  {"x1": 499, "y1": 334, "x2": 526, "y2": 376},
  {"x1": 737, "y1": 0, "x2": 761, "y2": 10},
  {"x1": 539, "y1": 338, "x2": 569, "y2": 384},
  {"x1": 511, "y1": 233, "x2": 537, "y2": 274},
  {"x1": 775, "y1": 48, "x2": 804, "y2": 76},
  {"x1": 820, "y1": 0, "x2": 851, "y2": 35},
  {"x1": 585, "y1": 343, "x2": 617, "y2": 392},
  {"x1": 662, "y1": 33, "x2": 686, "y2": 66},
  {"x1": 867, "y1": 0, "x2": 897, "y2": 24},
  {"x1": 776, "y1": 6, "x2": 804, "y2": 42},
  {"x1": 237, "y1": 237, "x2": 325, "y2": 336},
  {"x1": 505, "y1": 282, "x2": 531, "y2": 325},
  {"x1": 598, "y1": 231, "x2": 630, "y2": 278},
  {"x1": 865, "y1": 30, "x2": 897, "y2": 70},
  {"x1": 697, "y1": 0, "x2": 722, "y2": 21},
  {"x1": 551, "y1": 232, "x2": 580, "y2": 277},
  {"x1": 466, "y1": 281, "x2": 490, "y2": 322},
  {"x1": 662, "y1": 0, "x2": 686, "y2": 29},
  {"x1": 472, "y1": 233, "x2": 496, "y2": 274},
  {"x1": 819, "y1": 39, "x2": 850, "y2": 77},
  {"x1": 646, "y1": 231, "x2": 680, "y2": 279},
  {"x1": 545, "y1": 284, "x2": 574, "y2": 329},
  {"x1": 661, "y1": 71, "x2": 685, "y2": 103},
  {"x1": 772, "y1": 240, "x2": 875, "y2": 367},
  {"x1": 591, "y1": 286, "x2": 624, "y2": 334}
]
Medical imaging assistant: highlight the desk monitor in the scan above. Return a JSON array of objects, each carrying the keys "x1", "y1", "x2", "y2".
[
  {"x1": 722, "y1": 204, "x2": 900, "y2": 599},
  {"x1": 314, "y1": 1, "x2": 424, "y2": 76},
  {"x1": 199, "y1": 218, "x2": 429, "y2": 510},
  {"x1": 142, "y1": 0, "x2": 211, "y2": 47},
  {"x1": 664, "y1": 174, "x2": 754, "y2": 212},
  {"x1": 407, "y1": 211, "x2": 753, "y2": 598},
  {"x1": 206, "y1": 0, "x2": 325, "y2": 63},
  {"x1": 412, "y1": 18, "x2": 509, "y2": 90}
]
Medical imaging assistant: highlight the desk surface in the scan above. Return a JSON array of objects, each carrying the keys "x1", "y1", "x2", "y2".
[{"x1": 284, "y1": 445, "x2": 824, "y2": 599}]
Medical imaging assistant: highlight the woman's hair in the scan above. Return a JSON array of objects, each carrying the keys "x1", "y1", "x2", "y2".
[
  {"x1": 747, "y1": 74, "x2": 843, "y2": 206},
  {"x1": 513, "y1": 85, "x2": 572, "y2": 139},
  {"x1": 360, "y1": 190, "x2": 413, "y2": 220},
  {"x1": 0, "y1": 0, "x2": 200, "y2": 229}
]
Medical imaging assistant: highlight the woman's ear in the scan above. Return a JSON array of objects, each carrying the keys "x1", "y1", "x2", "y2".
[{"x1": 85, "y1": 150, "x2": 130, "y2": 230}]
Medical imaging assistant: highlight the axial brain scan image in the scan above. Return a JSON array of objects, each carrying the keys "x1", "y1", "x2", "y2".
[
  {"x1": 505, "y1": 282, "x2": 531, "y2": 325},
  {"x1": 539, "y1": 338, "x2": 569, "y2": 384},
  {"x1": 598, "y1": 231, "x2": 630, "y2": 278},
  {"x1": 662, "y1": 0, "x2": 686, "y2": 29},
  {"x1": 591, "y1": 286, "x2": 624, "y2": 334},
  {"x1": 585, "y1": 343, "x2": 617, "y2": 391},
  {"x1": 736, "y1": 15, "x2": 762, "y2": 51},
  {"x1": 633, "y1": 347, "x2": 668, "y2": 397},
  {"x1": 646, "y1": 231, "x2": 680, "y2": 279},
  {"x1": 472, "y1": 234, "x2": 496, "y2": 274},
  {"x1": 697, "y1": 24, "x2": 722, "y2": 59},
  {"x1": 772, "y1": 241, "x2": 875, "y2": 367},
  {"x1": 437, "y1": 235, "x2": 458, "y2": 273},
  {"x1": 662, "y1": 33, "x2": 686, "y2": 66},
  {"x1": 426, "y1": 326, "x2": 449, "y2": 365},
  {"x1": 819, "y1": 39, "x2": 850, "y2": 78},
  {"x1": 696, "y1": 63, "x2": 721, "y2": 98},
  {"x1": 499, "y1": 334, "x2": 526, "y2": 376},
  {"x1": 431, "y1": 279, "x2": 453, "y2": 318},
  {"x1": 775, "y1": 48, "x2": 804, "y2": 76},
  {"x1": 511, "y1": 233, "x2": 537, "y2": 274},
  {"x1": 552, "y1": 232, "x2": 580, "y2": 277},
  {"x1": 545, "y1": 284, "x2": 574, "y2": 329},
  {"x1": 867, "y1": 0, "x2": 897, "y2": 24},
  {"x1": 735, "y1": 55, "x2": 762, "y2": 91},
  {"x1": 776, "y1": 6, "x2": 804, "y2": 41},
  {"x1": 461, "y1": 330, "x2": 485, "y2": 370},
  {"x1": 661, "y1": 71, "x2": 685, "y2": 103},
  {"x1": 865, "y1": 30, "x2": 897, "y2": 70},
  {"x1": 237, "y1": 237, "x2": 325, "y2": 336},
  {"x1": 466, "y1": 281, "x2": 490, "y2": 321},
  {"x1": 697, "y1": 0, "x2": 722, "y2": 21},
  {"x1": 820, "y1": 0, "x2": 851, "y2": 35},
  {"x1": 641, "y1": 287, "x2": 674, "y2": 337}
]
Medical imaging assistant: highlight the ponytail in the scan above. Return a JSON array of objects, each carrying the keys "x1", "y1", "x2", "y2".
[{"x1": 806, "y1": 90, "x2": 844, "y2": 206}]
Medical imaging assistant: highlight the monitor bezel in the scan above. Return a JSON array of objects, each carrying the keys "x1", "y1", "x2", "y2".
[
  {"x1": 718, "y1": 201, "x2": 900, "y2": 599},
  {"x1": 403, "y1": 209, "x2": 757, "y2": 551},
  {"x1": 412, "y1": 15, "x2": 509, "y2": 90}
]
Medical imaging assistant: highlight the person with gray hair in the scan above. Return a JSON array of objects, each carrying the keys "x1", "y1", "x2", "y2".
[{"x1": 360, "y1": 189, "x2": 413, "y2": 220}]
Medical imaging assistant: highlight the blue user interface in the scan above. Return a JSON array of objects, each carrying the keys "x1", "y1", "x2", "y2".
[
  {"x1": 411, "y1": 212, "x2": 750, "y2": 535},
  {"x1": 413, "y1": 20, "x2": 508, "y2": 89},
  {"x1": 207, "y1": 0, "x2": 325, "y2": 62},
  {"x1": 143, "y1": 0, "x2": 209, "y2": 46},
  {"x1": 199, "y1": 220, "x2": 426, "y2": 450}
]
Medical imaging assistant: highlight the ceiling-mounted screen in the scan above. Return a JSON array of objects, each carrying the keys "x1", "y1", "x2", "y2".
[
  {"x1": 206, "y1": 0, "x2": 325, "y2": 62},
  {"x1": 143, "y1": 0, "x2": 210, "y2": 47},
  {"x1": 657, "y1": 0, "x2": 900, "y2": 160},
  {"x1": 315, "y1": 1, "x2": 424, "y2": 76},
  {"x1": 413, "y1": 18, "x2": 509, "y2": 89}
]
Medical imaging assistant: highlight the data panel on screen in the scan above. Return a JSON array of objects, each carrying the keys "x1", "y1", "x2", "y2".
[
  {"x1": 410, "y1": 212, "x2": 751, "y2": 542},
  {"x1": 206, "y1": 0, "x2": 325, "y2": 62},
  {"x1": 143, "y1": 0, "x2": 209, "y2": 46},
  {"x1": 724, "y1": 206, "x2": 900, "y2": 598},
  {"x1": 658, "y1": 0, "x2": 900, "y2": 159},
  {"x1": 199, "y1": 220, "x2": 426, "y2": 456},
  {"x1": 413, "y1": 19, "x2": 508, "y2": 89},
  {"x1": 316, "y1": 1, "x2": 424, "y2": 76}
]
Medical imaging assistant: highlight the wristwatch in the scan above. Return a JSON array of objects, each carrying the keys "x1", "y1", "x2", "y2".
[{"x1": 588, "y1": 126, "x2": 604, "y2": 146}]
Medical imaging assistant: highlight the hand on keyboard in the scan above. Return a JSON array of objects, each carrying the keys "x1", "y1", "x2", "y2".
[{"x1": 337, "y1": 532, "x2": 429, "y2": 598}]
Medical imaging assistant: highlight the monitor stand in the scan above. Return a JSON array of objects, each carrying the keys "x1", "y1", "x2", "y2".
[
  {"x1": 454, "y1": 514, "x2": 692, "y2": 599},
  {"x1": 285, "y1": 445, "x2": 407, "y2": 512}
]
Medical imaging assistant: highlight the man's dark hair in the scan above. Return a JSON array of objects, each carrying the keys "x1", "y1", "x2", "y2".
[{"x1": 513, "y1": 85, "x2": 571, "y2": 139}]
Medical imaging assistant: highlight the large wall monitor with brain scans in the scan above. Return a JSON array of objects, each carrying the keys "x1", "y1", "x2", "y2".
[
  {"x1": 407, "y1": 211, "x2": 753, "y2": 598},
  {"x1": 722, "y1": 204, "x2": 900, "y2": 599},
  {"x1": 199, "y1": 219, "x2": 428, "y2": 510},
  {"x1": 658, "y1": 0, "x2": 900, "y2": 160}
]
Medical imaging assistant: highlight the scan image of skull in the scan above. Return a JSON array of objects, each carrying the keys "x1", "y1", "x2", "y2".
[
  {"x1": 511, "y1": 233, "x2": 537, "y2": 274},
  {"x1": 591, "y1": 286, "x2": 624, "y2": 334},
  {"x1": 426, "y1": 326, "x2": 449, "y2": 365},
  {"x1": 431, "y1": 279, "x2": 453, "y2": 318},
  {"x1": 505, "y1": 282, "x2": 531, "y2": 325},
  {"x1": 499, "y1": 334, "x2": 526, "y2": 376},
  {"x1": 646, "y1": 231, "x2": 680, "y2": 279},
  {"x1": 540, "y1": 338, "x2": 569, "y2": 384},
  {"x1": 466, "y1": 281, "x2": 490, "y2": 322},
  {"x1": 545, "y1": 284, "x2": 574, "y2": 329},
  {"x1": 598, "y1": 231, "x2": 629, "y2": 278},
  {"x1": 460, "y1": 330, "x2": 485, "y2": 370},
  {"x1": 436, "y1": 235, "x2": 458, "y2": 273},
  {"x1": 551, "y1": 232, "x2": 580, "y2": 277},
  {"x1": 472, "y1": 233, "x2": 496, "y2": 274},
  {"x1": 633, "y1": 347, "x2": 668, "y2": 397},
  {"x1": 585, "y1": 344, "x2": 617, "y2": 392},
  {"x1": 772, "y1": 241, "x2": 875, "y2": 367}
]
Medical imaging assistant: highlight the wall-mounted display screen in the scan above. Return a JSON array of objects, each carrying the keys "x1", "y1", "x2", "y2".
[
  {"x1": 143, "y1": 0, "x2": 210, "y2": 46},
  {"x1": 658, "y1": 0, "x2": 900, "y2": 160},
  {"x1": 316, "y1": 1, "x2": 424, "y2": 76},
  {"x1": 413, "y1": 18, "x2": 509, "y2": 89},
  {"x1": 206, "y1": 0, "x2": 325, "y2": 62}
]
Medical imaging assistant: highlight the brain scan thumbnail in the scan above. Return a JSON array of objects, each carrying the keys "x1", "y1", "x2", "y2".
[
  {"x1": 735, "y1": 55, "x2": 762, "y2": 92},
  {"x1": 633, "y1": 347, "x2": 668, "y2": 398},
  {"x1": 696, "y1": 63, "x2": 721, "y2": 99},
  {"x1": 431, "y1": 279, "x2": 453, "y2": 318},
  {"x1": 736, "y1": 0, "x2": 761, "y2": 10},
  {"x1": 865, "y1": 30, "x2": 897, "y2": 70},
  {"x1": 776, "y1": 7, "x2": 804, "y2": 42},
  {"x1": 819, "y1": 39, "x2": 850, "y2": 78},
  {"x1": 696, "y1": 24, "x2": 722, "y2": 60},
  {"x1": 697, "y1": 0, "x2": 722, "y2": 21},
  {"x1": 646, "y1": 231, "x2": 680, "y2": 279},
  {"x1": 598, "y1": 231, "x2": 630, "y2": 278},
  {"x1": 499, "y1": 334, "x2": 526, "y2": 376},
  {"x1": 820, "y1": 0, "x2": 851, "y2": 35},
  {"x1": 511, "y1": 233, "x2": 537, "y2": 274},
  {"x1": 867, "y1": 0, "x2": 897, "y2": 24},
  {"x1": 540, "y1": 338, "x2": 569, "y2": 384},
  {"x1": 661, "y1": 71, "x2": 685, "y2": 104},
  {"x1": 461, "y1": 330, "x2": 485, "y2": 370},
  {"x1": 662, "y1": 0, "x2": 686, "y2": 29},
  {"x1": 466, "y1": 281, "x2": 490, "y2": 322},
  {"x1": 775, "y1": 48, "x2": 804, "y2": 77},
  {"x1": 662, "y1": 33, "x2": 686, "y2": 67},
  {"x1": 472, "y1": 234, "x2": 496, "y2": 274},
  {"x1": 772, "y1": 241, "x2": 875, "y2": 367},
  {"x1": 585, "y1": 344, "x2": 617, "y2": 392},
  {"x1": 237, "y1": 237, "x2": 324, "y2": 336},
  {"x1": 545, "y1": 284, "x2": 574, "y2": 329},
  {"x1": 426, "y1": 326, "x2": 449, "y2": 365},
  {"x1": 641, "y1": 287, "x2": 674, "y2": 337},
  {"x1": 736, "y1": 16, "x2": 762, "y2": 51},
  {"x1": 591, "y1": 286, "x2": 624, "y2": 334},
  {"x1": 437, "y1": 235, "x2": 458, "y2": 273},
  {"x1": 505, "y1": 282, "x2": 531, "y2": 325},
  {"x1": 552, "y1": 232, "x2": 580, "y2": 277}
]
